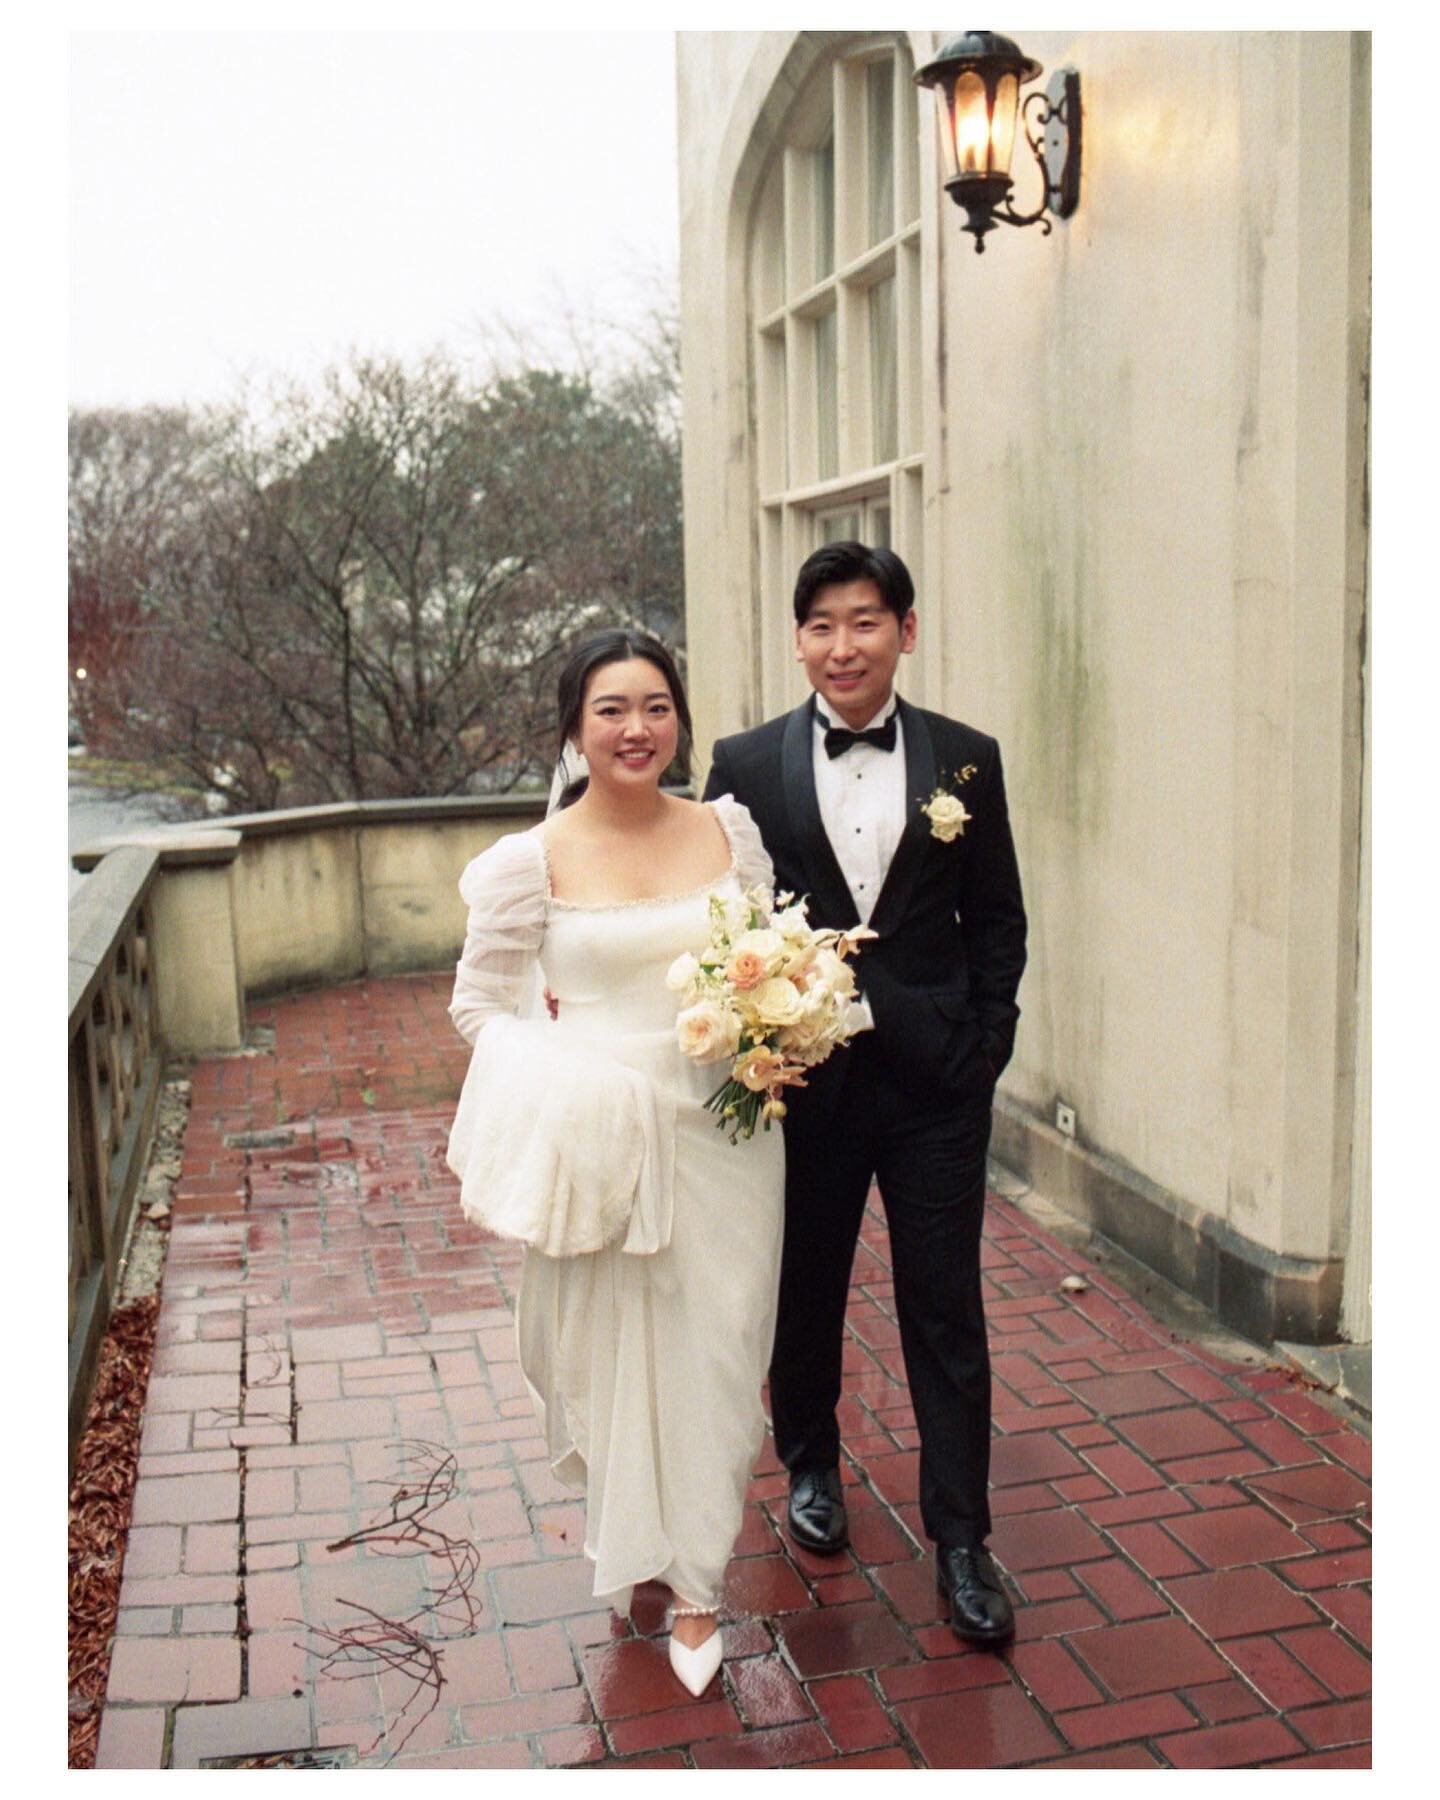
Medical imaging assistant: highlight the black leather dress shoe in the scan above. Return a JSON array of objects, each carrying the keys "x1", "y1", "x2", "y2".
[
  {"x1": 786, "y1": 1468, "x2": 849, "y2": 1554},
  {"x1": 936, "y1": 1545, "x2": 1015, "y2": 1647}
]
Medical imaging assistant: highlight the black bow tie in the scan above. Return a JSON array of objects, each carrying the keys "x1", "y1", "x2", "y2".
[{"x1": 822, "y1": 715, "x2": 898, "y2": 759}]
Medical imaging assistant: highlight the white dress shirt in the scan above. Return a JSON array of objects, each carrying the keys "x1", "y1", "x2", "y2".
[{"x1": 813, "y1": 692, "x2": 906, "y2": 1031}]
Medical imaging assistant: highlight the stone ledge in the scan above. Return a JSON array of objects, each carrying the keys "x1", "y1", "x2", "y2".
[
  {"x1": 991, "y1": 1094, "x2": 1346, "y2": 1349},
  {"x1": 72, "y1": 829, "x2": 242, "y2": 874}
]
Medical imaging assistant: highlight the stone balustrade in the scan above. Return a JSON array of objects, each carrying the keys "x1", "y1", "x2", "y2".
[
  {"x1": 67, "y1": 794, "x2": 547, "y2": 1448},
  {"x1": 68, "y1": 845, "x2": 163, "y2": 1451}
]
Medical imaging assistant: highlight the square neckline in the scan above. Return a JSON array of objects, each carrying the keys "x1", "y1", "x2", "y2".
[{"x1": 535, "y1": 801, "x2": 739, "y2": 913}]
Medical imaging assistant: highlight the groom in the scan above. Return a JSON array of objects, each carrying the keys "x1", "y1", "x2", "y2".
[{"x1": 702, "y1": 541, "x2": 1027, "y2": 1646}]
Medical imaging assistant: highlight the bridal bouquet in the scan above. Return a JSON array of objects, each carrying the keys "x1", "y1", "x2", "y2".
[{"x1": 667, "y1": 887, "x2": 875, "y2": 1142}]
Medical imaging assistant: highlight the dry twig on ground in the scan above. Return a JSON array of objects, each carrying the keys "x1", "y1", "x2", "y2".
[{"x1": 290, "y1": 1439, "x2": 485, "y2": 1760}]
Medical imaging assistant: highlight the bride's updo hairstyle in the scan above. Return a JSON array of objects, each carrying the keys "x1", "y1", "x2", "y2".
[{"x1": 554, "y1": 629, "x2": 693, "y2": 810}]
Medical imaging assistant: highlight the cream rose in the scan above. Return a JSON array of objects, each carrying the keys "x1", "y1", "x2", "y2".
[
  {"x1": 676, "y1": 999, "x2": 742, "y2": 1063},
  {"x1": 924, "y1": 791, "x2": 971, "y2": 843},
  {"x1": 750, "y1": 976, "x2": 804, "y2": 1028}
]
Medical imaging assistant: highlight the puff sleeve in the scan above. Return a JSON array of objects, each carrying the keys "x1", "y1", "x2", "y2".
[
  {"x1": 710, "y1": 793, "x2": 776, "y2": 898},
  {"x1": 444, "y1": 826, "x2": 675, "y2": 1259},
  {"x1": 447, "y1": 830, "x2": 548, "y2": 1046}
]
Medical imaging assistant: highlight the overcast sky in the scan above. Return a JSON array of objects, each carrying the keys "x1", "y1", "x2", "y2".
[{"x1": 69, "y1": 30, "x2": 680, "y2": 408}]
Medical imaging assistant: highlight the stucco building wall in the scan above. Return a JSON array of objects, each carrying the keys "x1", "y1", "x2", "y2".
[{"x1": 676, "y1": 30, "x2": 1370, "y2": 1344}]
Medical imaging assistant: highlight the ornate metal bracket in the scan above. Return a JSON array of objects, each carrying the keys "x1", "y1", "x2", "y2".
[{"x1": 956, "y1": 68, "x2": 1082, "y2": 253}]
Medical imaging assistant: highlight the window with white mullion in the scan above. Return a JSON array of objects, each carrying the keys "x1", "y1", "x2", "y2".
[
  {"x1": 747, "y1": 35, "x2": 924, "y2": 712},
  {"x1": 777, "y1": 310, "x2": 806, "y2": 490},
  {"x1": 868, "y1": 274, "x2": 899, "y2": 465},
  {"x1": 750, "y1": 161, "x2": 786, "y2": 322},
  {"x1": 832, "y1": 58, "x2": 865, "y2": 272},
  {"x1": 835, "y1": 279, "x2": 868, "y2": 475},
  {"x1": 812, "y1": 307, "x2": 839, "y2": 483},
  {"x1": 782, "y1": 144, "x2": 818, "y2": 304},
  {"x1": 866, "y1": 56, "x2": 896, "y2": 246},
  {"x1": 896, "y1": 236, "x2": 921, "y2": 457},
  {"x1": 755, "y1": 324, "x2": 788, "y2": 495},
  {"x1": 894, "y1": 53, "x2": 921, "y2": 230},
  {"x1": 814, "y1": 135, "x2": 836, "y2": 283}
]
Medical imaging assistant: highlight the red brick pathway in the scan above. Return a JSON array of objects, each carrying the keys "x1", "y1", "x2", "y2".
[{"x1": 95, "y1": 974, "x2": 1372, "y2": 1769}]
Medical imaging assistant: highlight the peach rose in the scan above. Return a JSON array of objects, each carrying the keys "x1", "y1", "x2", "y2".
[{"x1": 725, "y1": 949, "x2": 768, "y2": 990}]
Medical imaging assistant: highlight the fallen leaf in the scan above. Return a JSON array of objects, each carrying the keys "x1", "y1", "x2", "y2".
[{"x1": 1059, "y1": 1275, "x2": 1089, "y2": 1295}]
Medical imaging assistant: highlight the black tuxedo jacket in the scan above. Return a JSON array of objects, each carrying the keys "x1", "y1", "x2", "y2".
[{"x1": 702, "y1": 693, "x2": 1027, "y2": 1100}]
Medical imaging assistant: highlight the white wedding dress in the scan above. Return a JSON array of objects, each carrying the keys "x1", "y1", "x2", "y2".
[{"x1": 447, "y1": 795, "x2": 785, "y2": 1612}]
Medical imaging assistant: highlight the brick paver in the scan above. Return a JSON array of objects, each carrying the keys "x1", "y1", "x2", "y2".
[{"x1": 95, "y1": 973, "x2": 1372, "y2": 1768}]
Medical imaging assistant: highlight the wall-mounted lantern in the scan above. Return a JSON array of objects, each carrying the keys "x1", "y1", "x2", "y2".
[{"x1": 914, "y1": 30, "x2": 1081, "y2": 254}]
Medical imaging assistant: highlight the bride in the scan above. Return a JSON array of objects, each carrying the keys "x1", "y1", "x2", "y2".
[{"x1": 446, "y1": 629, "x2": 784, "y2": 1696}]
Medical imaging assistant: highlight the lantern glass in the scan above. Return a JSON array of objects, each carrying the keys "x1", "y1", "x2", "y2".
[
  {"x1": 952, "y1": 69, "x2": 990, "y2": 176},
  {"x1": 991, "y1": 71, "x2": 1020, "y2": 176},
  {"x1": 934, "y1": 82, "x2": 959, "y2": 183}
]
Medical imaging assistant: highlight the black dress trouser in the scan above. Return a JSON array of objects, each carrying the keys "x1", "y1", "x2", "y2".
[{"x1": 768, "y1": 1031, "x2": 994, "y2": 1549}]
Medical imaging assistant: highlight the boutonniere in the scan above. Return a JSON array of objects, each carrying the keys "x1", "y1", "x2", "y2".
[{"x1": 920, "y1": 764, "x2": 978, "y2": 843}]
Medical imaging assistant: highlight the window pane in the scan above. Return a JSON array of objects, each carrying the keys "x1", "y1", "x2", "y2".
[
  {"x1": 870, "y1": 504, "x2": 891, "y2": 549},
  {"x1": 815, "y1": 309, "x2": 838, "y2": 480},
  {"x1": 819, "y1": 509, "x2": 860, "y2": 545},
  {"x1": 867, "y1": 61, "x2": 894, "y2": 244},
  {"x1": 757, "y1": 330, "x2": 787, "y2": 493},
  {"x1": 869, "y1": 276, "x2": 898, "y2": 465},
  {"x1": 815, "y1": 136, "x2": 835, "y2": 280}
]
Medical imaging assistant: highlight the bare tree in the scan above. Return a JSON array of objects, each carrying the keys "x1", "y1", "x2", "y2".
[
  {"x1": 67, "y1": 406, "x2": 213, "y2": 750},
  {"x1": 92, "y1": 317, "x2": 683, "y2": 813}
]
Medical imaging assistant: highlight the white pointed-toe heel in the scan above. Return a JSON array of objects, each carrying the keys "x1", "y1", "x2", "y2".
[{"x1": 668, "y1": 1607, "x2": 723, "y2": 1697}]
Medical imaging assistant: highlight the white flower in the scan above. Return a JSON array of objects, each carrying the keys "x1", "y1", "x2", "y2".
[
  {"x1": 715, "y1": 892, "x2": 754, "y2": 939},
  {"x1": 771, "y1": 902, "x2": 811, "y2": 941},
  {"x1": 665, "y1": 951, "x2": 700, "y2": 993},
  {"x1": 779, "y1": 988, "x2": 833, "y2": 1053},
  {"x1": 676, "y1": 999, "x2": 743, "y2": 1063},
  {"x1": 923, "y1": 790, "x2": 971, "y2": 843},
  {"x1": 811, "y1": 946, "x2": 857, "y2": 1001}
]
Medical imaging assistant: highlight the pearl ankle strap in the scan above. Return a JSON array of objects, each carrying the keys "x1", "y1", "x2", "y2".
[{"x1": 669, "y1": 1604, "x2": 718, "y2": 1617}]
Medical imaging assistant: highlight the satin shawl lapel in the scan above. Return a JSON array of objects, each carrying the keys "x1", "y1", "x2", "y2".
[
  {"x1": 867, "y1": 697, "x2": 937, "y2": 939},
  {"x1": 780, "y1": 697, "x2": 861, "y2": 929}
]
